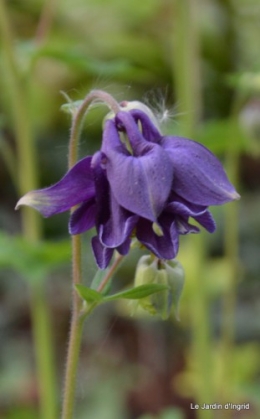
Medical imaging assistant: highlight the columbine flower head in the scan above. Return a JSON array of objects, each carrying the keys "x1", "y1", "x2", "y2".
[{"x1": 16, "y1": 98, "x2": 240, "y2": 269}]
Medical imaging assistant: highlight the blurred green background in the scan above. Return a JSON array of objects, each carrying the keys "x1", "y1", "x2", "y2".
[{"x1": 0, "y1": 0, "x2": 260, "y2": 418}]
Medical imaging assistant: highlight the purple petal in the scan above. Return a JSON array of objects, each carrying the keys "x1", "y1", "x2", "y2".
[
  {"x1": 91, "y1": 151, "x2": 110, "y2": 225},
  {"x1": 117, "y1": 237, "x2": 131, "y2": 255},
  {"x1": 129, "y1": 109, "x2": 161, "y2": 143},
  {"x1": 69, "y1": 199, "x2": 96, "y2": 235},
  {"x1": 166, "y1": 193, "x2": 216, "y2": 234},
  {"x1": 99, "y1": 193, "x2": 138, "y2": 248},
  {"x1": 91, "y1": 236, "x2": 114, "y2": 269},
  {"x1": 16, "y1": 157, "x2": 95, "y2": 217},
  {"x1": 92, "y1": 151, "x2": 138, "y2": 248},
  {"x1": 102, "y1": 117, "x2": 173, "y2": 221},
  {"x1": 160, "y1": 136, "x2": 240, "y2": 205},
  {"x1": 166, "y1": 194, "x2": 207, "y2": 217},
  {"x1": 193, "y1": 210, "x2": 216, "y2": 233},
  {"x1": 136, "y1": 214, "x2": 179, "y2": 260},
  {"x1": 176, "y1": 218, "x2": 200, "y2": 235}
]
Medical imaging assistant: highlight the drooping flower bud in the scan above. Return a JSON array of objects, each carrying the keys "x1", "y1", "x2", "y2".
[
  {"x1": 133, "y1": 255, "x2": 185, "y2": 320},
  {"x1": 164, "y1": 259, "x2": 185, "y2": 320}
]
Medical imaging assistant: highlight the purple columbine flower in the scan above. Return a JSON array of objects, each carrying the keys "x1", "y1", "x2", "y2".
[{"x1": 16, "y1": 101, "x2": 240, "y2": 268}]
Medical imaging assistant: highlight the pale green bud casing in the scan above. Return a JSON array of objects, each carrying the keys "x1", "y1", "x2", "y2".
[
  {"x1": 133, "y1": 255, "x2": 185, "y2": 320},
  {"x1": 165, "y1": 260, "x2": 185, "y2": 320},
  {"x1": 103, "y1": 100, "x2": 161, "y2": 132},
  {"x1": 133, "y1": 255, "x2": 159, "y2": 315}
]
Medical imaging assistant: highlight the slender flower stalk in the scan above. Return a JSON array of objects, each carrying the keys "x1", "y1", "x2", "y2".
[
  {"x1": 97, "y1": 253, "x2": 124, "y2": 293},
  {"x1": 68, "y1": 90, "x2": 121, "y2": 169},
  {"x1": 61, "y1": 91, "x2": 121, "y2": 419},
  {"x1": 61, "y1": 252, "x2": 124, "y2": 419}
]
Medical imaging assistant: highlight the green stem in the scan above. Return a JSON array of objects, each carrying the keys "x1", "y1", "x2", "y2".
[
  {"x1": 97, "y1": 254, "x2": 124, "y2": 292},
  {"x1": 35, "y1": 0, "x2": 57, "y2": 45},
  {"x1": 0, "y1": 134, "x2": 18, "y2": 188},
  {"x1": 62, "y1": 252, "x2": 125, "y2": 419},
  {"x1": 62, "y1": 313, "x2": 85, "y2": 419},
  {"x1": 68, "y1": 89, "x2": 120, "y2": 169},
  {"x1": 0, "y1": 2, "x2": 57, "y2": 418},
  {"x1": 172, "y1": 0, "x2": 214, "y2": 416},
  {"x1": 188, "y1": 235, "x2": 214, "y2": 411},
  {"x1": 61, "y1": 90, "x2": 120, "y2": 419},
  {"x1": 30, "y1": 283, "x2": 58, "y2": 419},
  {"x1": 172, "y1": 0, "x2": 202, "y2": 137},
  {"x1": 0, "y1": 0, "x2": 40, "y2": 239},
  {"x1": 220, "y1": 121, "x2": 240, "y2": 412}
]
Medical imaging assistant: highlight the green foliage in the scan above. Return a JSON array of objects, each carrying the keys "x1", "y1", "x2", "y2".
[
  {"x1": 0, "y1": 231, "x2": 70, "y2": 284},
  {"x1": 139, "y1": 407, "x2": 184, "y2": 419},
  {"x1": 5, "y1": 408, "x2": 37, "y2": 419},
  {"x1": 197, "y1": 119, "x2": 248, "y2": 154},
  {"x1": 104, "y1": 283, "x2": 168, "y2": 302},
  {"x1": 75, "y1": 283, "x2": 168, "y2": 306},
  {"x1": 75, "y1": 284, "x2": 103, "y2": 303},
  {"x1": 227, "y1": 72, "x2": 260, "y2": 95}
]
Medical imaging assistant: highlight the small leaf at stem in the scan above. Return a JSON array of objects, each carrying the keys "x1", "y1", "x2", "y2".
[
  {"x1": 75, "y1": 284, "x2": 104, "y2": 303},
  {"x1": 103, "y1": 284, "x2": 168, "y2": 302},
  {"x1": 61, "y1": 100, "x2": 84, "y2": 115}
]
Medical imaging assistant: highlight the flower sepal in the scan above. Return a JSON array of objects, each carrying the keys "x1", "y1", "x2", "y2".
[{"x1": 132, "y1": 255, "x2": 185, "y2": 320}]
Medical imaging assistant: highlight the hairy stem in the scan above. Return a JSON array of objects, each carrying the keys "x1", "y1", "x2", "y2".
[
  {"x1": 69, "y1": 89, "x2": 120, "y2": 168},
  {"x1": 62, "y1": 90, "x2": 120, "y2": 419}
]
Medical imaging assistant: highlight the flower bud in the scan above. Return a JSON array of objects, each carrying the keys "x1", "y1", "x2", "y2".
[
  {"x1": 133, "y1": 255, "x2": 159, "y2": 315},
  {"x1": 103, "y1": 100, "x2": 161, "y2": 132},
  {"x1": 165, "y1": 259, "x2": 185, "y2": 320},
  {"x1": 133, "y1": 255, "x2": 185, "y2": 320},
  {"x1": 120, "y1": 100, "x2": 161, "y2": 131}
]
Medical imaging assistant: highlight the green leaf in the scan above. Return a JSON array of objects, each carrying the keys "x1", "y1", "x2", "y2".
[
  {"x1": 61, "y1": 100, "x2": 84, "y2": 115},
  {"x1": 32, "y1": 45, "x2": 142, "y2": 80},
  {"x1": 197, "y1": 119, "x2": 248, "y2": 154},
  {"x1": 103, "y1": 284, "x2": 168, "y2": 302},
  {"x1": 227, "y1": 72, "x2": 260, "y2": 94},
  {"x1": 0, "y1": 232, "x2": 70, "y2": 285},
  {"x1": 75, "y1": 284, "x2": 104, "y2": 303}
]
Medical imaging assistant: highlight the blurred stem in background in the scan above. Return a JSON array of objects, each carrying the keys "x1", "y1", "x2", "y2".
[
  {"x1": 219, "y1": 1, "x2": 240, "y2": 415},
  {"x1": 35, "y1": 0, "x2": 57, "y2": 45},
  {"x1": 173, "y1": 1, "x2": 241, "y2": 416},
  {"x1": 172, "y1": 0, "x2": 214, "y2": 416},
  {"x1": 0, "y1": 1, "x2": 58, "y2": 418},
  {"x1": 172, "y1": 0, "x2": 202, "y2": 137},
  {"x1": 220, "y1": 96, "x2": 241, "y2": 413},
  {"x1": 220, "y1": 119, "x2": 239, "y2": 414}
]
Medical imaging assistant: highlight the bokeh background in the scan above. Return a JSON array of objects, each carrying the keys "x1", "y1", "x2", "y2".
[{"x1": 0, "y1": 0, "x2": 260, "y2": 418}]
